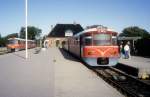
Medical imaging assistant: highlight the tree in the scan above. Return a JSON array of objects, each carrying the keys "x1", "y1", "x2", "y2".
[
  {"x1": 19, "y1": 26, "x2": 42, "y2": 40},
  {"x1": 6, "y1": 33, "x2": 18, "y2": 39},
  {"x1": 0, "y1": 33, "x2": 18, "y2": 47},
  {"x1": 119, "y1": 26, "x2": 150, "y2": 38},
  {"x1": 0, "y1": 34, "x2": 2, "y2": 46},
  {"x1": 0, "y1": 37, "x2": 7, "y2": 47},
  {"x1": 19, "y1": 27, "x2": 25, "y2": 39}
]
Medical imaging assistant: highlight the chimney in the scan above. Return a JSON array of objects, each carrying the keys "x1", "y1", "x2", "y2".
[{"x1": 73, "y1": 21, "x2": 77, "y2": 25}]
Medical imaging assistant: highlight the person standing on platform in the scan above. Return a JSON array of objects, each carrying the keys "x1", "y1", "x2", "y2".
[
  {"x1": 120, "y1": 42, "x2": 124, "y2": 58},
  {"x1": 124, "y1": 42, "x2": 130, "y2": 59},
  {"x1": 127, "y1": 41, "x2": 131, "y2": 59}
]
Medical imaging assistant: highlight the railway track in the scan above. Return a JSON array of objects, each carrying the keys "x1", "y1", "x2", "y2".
[{"x1": 91, "y1": 67, "x2": 150, "y2": 97}]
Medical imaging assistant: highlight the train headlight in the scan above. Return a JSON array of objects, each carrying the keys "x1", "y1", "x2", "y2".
[
  {"x1": 88, "y1": 51, "x2": 96, "y2": 55},
  {"x1": 113, "y1": 51, "x2": 117, "y2": 54},
  {"x1": 111, "y1": 50, "x2": 118, "y2": 56}
]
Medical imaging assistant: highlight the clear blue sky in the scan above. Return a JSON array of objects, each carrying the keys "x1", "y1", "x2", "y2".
[{"x1": 0, "y1": 0, "x2": 150, "y2": 37}]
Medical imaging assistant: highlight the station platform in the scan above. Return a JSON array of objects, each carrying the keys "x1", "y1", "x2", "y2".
[
  {"x1": 0, "y1": 48, "x2": 124, "y2": 97},
  {"x1": 118, "y1": 56, "x2": 150, "y2": 78}
]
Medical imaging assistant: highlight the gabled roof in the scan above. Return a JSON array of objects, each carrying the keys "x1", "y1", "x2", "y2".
[{"x1": 48, "y1": 24, "x2": 83, "y2": 37}]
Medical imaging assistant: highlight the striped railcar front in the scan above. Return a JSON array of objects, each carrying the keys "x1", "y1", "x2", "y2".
[{"x1": 82, "y1": 46, "x2": 119, "y2": 58}]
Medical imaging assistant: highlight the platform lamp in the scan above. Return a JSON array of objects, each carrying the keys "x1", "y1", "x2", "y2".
[{"x1": 25, "y1": 0, "x2": 28, "y2": 59}]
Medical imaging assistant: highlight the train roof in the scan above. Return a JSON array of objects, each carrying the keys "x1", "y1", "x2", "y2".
[
  {"x1": 74, "y1": 27, "x2": 118, "y2": 37},
  {"x1": 8, "y1": 38, "x2": 35, "y2": 42}
]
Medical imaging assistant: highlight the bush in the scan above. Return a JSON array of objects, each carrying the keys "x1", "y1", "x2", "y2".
[{"x1": 135, "y1": 38, "x2": 150, "y2": 56}]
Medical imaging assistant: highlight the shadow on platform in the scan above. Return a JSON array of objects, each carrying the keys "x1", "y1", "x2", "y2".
[
  {"x1": 59, "y1": 48, "x2": 80, "y2": 62},
  {"x1": 115, "y1": 63, "x2": 139, "y2": 77},
  {"x1": 13, "y1": 53, "x2": 26, "y2": 59}
]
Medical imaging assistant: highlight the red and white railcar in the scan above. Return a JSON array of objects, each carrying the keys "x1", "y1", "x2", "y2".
[
  {"x1": 7, "y1": 38, "x2": 36, "y2": 52},
  {"x1": 63, "y1": 26, "x2": 119, "y2": 66}
]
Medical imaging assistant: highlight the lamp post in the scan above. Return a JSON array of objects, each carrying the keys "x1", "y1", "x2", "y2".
[{"x1": 25, "y1": 0, "x2": 28, "y2": 59}]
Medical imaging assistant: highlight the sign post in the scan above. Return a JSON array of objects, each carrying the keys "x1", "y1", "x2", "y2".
[{"x1": 25, "y1": 0, "x2": 28, "y2": 59}]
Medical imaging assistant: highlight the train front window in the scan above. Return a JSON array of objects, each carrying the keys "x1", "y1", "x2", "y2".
[
  {"x1": 93, "y1": 34, "x2": 111, "y2": 45},
  {"x1": 83, "y1": 36, "x2": 92, "y2": 46},
  {"x1": 8, "y1": 40, "x2": 18, "y2": 44}
]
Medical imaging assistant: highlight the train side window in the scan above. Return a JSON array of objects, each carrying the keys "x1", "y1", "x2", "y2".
[
  {"x1": 18, "y1": 40, "x2": 21, "y2": 44},
  {"x1": 112, "y1": 36, "x2": 117, "y2": 45},
  {"x1": 28, "y1": 41, "x2": 31, "y2": 44},
  {"x1": 75, "y1": 38, "x2": 79, "y2": 45}
]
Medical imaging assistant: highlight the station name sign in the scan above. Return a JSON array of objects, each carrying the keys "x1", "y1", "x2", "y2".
[{"x1": 65, "y1": 30, "x2": 73, "y2": 36}]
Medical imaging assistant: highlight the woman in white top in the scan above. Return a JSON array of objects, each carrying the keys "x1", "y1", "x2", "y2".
[{"x1": 124, "y1": 42, "x2": 130, "y2": 59}]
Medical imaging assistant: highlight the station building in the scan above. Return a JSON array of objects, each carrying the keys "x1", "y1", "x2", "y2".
[{"x1": 46, "y1": 23, "x2": 83, "y2": 47}]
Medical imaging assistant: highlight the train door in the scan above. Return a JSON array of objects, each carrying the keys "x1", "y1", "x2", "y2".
[
  {"x1": 79, "y1": 36, "x2": 83, "y2": 58},
  {"x1": 75, "y1": 37, "x2": 80, "y2": 57}
]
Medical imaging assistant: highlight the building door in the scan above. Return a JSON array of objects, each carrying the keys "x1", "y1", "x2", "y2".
[{"x1": 56, "y1": 40, "x2": 60, "y2": 47}]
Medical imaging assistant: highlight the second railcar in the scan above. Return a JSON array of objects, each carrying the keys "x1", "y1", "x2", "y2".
[{"x1": 7, "y1": 38, "x2": 36, "y2": 52}]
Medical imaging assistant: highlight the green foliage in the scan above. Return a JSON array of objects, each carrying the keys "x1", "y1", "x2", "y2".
[
  {"x1": 0, "y1": 37, "x2": 7, "y2": 47},
  {"x1": 0, "y1": 33, "x2": 18, "y2": 47},
  {"x1": 6, "y1": 33, "x2": 18, "y2": 39},
  {"x1": 19, "y1": 27, "x2": 25, "y2": 39},
  {"x1": 119, "y1": 26, "x2": 150, "y2": 38},
  {"x1": 19, "y1": 26, "x2": 42, "y2": 40}
]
